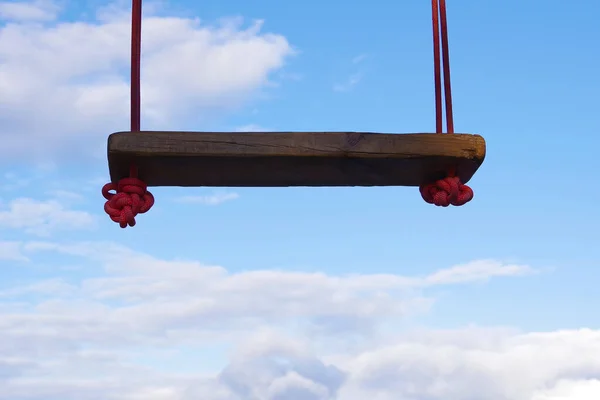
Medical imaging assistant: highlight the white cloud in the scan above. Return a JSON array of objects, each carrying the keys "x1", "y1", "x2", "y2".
[
  {"x1": 0, "y1": 0, "x2": 58, "y2": 21},
  {"x1": 335, "y1": 328, "x2": 600, "y2": 400},
  {"x1": 174, "y1": 192, "x2": 239, "y2": 205},
  {"x1": 333, "y1": 54, "x2": 368, "y2": 92},
  {"x1": 0, "y1": 260, "x2": 598, "y2": 400},
  {"x1": 44, "y1": 189, "x2": 84, "y2": 203},
  {"x1": 333, "y1": 73, "x2": 362, "y2": 92},
  {"x1": 3, "y1": 242, "x2": 532, "y2": 343},
  {"x1": 0, "y1": 2, "x2": 294, "y2": 161},
  {"x1": 352, "y1": 53, "x2": 367, "y2": 64},
  {"x1": 533, "y1": 379, "x2": 600, "y2": 400},
  {"x1": 423, "y1": 259, "x2": 536, "y2": 285},
  {"x1": 0, "y1": 241, "x2": 597, "y2": 400},
  {"x1": 0, "y1": 198, "x2": 95, "y2": 236},
  {"x1": 0, "y1": 278, "x2": 75, "y2": 297},
  {"x1": 0, "y1": 240, "x2": 554, "y2": 399},
  {"x1": 0, "y1": 241, "x2": 28, "y2": 261},
  {"x1": 0, "y1": 171, "x2": 31, "y2": 192}
]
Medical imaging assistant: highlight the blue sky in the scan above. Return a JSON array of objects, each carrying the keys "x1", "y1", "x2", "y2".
[{"x1": 1, "y1": 0, "x2": 600, "y2": 399}]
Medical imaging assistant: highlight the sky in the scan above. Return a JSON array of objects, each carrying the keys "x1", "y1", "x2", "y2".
[{"x1": 0, "y1": 0, "x2": 599, "y2": 399}]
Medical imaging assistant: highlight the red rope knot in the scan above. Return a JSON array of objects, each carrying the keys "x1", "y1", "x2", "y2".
[
  {"x1": 102, "y1": 177, "x2": 154, "y2": 228},
  {"x1": 419, "y1": 175, "x2": 473, "y2": 207}
]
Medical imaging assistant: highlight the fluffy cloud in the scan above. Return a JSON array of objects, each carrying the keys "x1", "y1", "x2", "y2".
[
  {"x1": 0, "y1": 197, "x2": 95, "y2": 236},
  {"x1": 0, "y1": 241, "x2": 28, "y2": 261},
  {"x1": 3, "y1": 242, "x2": 532, "y2": 342},
  {"x1": 0, "y1": 241, "x2": 598, "y2": 399},
  {"x1": 0, "y1": 0, "x2": 58, "y2": 21},
  {"x1": 4, "y1": 239, "x2": 597, "y2": 400},
  {"x1": 0, "y1": 199, "x2": 590, "y2": 400},
  {"x1": 0, "y1": 1, "x2": 293, "y2": 161},
  {"x1": 336, "y1": 328, "x2": 600, "y2": 400}
]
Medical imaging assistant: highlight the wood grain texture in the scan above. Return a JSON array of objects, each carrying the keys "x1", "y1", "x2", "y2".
[{"x1": 107, "y1": 131, "x2": 486, "y2": 187}]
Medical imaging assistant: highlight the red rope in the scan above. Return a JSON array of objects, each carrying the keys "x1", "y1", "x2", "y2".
[
  {"x1": 432, "y1": 0, "x2": 442, "y2": 134},
  {"x1": 130, "y1": 0, "x2": 142, "y2": 133},
  {"x1": 439, "y1": 0, "x2": 454, "y2": 134},
  {"x1": 102, "y1": 0, "x2": 154, "y2": 227},
  {"x1": 419, "y1": 0, "x2": 473, "y2": 207}
]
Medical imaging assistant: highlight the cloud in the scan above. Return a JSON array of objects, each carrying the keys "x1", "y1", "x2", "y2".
[
  {"x1": 44, "y1": 189, "x2": 84, "y2": 203},
  {"x1": 173, "y1": 191, "x2": 239, "y2": 205},
  {"x1": 352, "y1": 53, "x2": 367, "y2": 64},
  {"x1": 0, "y1": 278, "x2": 75, "y2": 298},
  {"x1": 0, "y1": 171, "x2": 32, "y2": 192},
  {"x1": 333, "y1": 73, "x2": 362, "y2": 92},
  {"x1": 335, "y1": 328, "x2": 600, "y2": 400},
  {"x1": 423, "y1": 259, "x2": 536, "y2": 285},
  {"x1": 3, "y1": 241, "x2": 532, "y2": 345},
  {"x1": 0, "y1": 240, "x2": 596, "y2": 400},
  {"x1": 0, "y1": 2, "x2": 294, "y2": 162},
  {"x1": 0, "y1": 241, "x2": 28, "y2": 261},
  {"x1": 0, "y1": 198, "x2": 95, "y2": 236},
  {"x1": 533, "y1": 379, "x2": 600, "y2": 400},
  {"x1": 333, "y1": 53, "x2": 368, "y2": 92},
  {"x1": 0, "y1": 0, "x2": 58, "y2": 21}
]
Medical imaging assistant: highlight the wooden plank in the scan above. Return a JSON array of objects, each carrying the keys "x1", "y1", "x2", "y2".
[{"x1": 107, "y1": 131, "x2": 486, "y2": 187}]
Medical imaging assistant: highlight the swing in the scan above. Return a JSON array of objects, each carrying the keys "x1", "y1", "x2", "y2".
[{"x1": 103, "y1": 0, "x2": 486, "y2": 228}]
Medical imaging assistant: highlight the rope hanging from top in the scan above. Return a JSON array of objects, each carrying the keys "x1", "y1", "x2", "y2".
[
  {"x1": 102, "y1": 0, "x2": 154, "y2": 228},
  {"x1": 419, "y1": 0, "x2": 474, "y2": 207}
]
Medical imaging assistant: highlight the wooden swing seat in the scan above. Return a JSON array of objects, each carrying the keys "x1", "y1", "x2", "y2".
[{"x1": 107, "y1": 131, "x2": 486, "y2": 187}]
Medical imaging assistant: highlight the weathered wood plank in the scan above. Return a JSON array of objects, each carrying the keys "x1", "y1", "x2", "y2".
[{"x1": 107, "y1": 131, "x2": 486, "y2": 187}]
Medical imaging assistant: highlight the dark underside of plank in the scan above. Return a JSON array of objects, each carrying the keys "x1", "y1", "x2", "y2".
[{"x1": 107, "y1": 131, "x2": 486, "y2": 187}]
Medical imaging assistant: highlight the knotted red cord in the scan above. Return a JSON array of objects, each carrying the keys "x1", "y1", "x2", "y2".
[
  {"x1": 419, "y1": 0, "x2": 473, "y2": 207},
  {"x1": 102, "y1": 0, "x2": 153, "y2": 227},
  {"x1": 102, "y1": 169, "x2": 154, "y2": 228}
]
